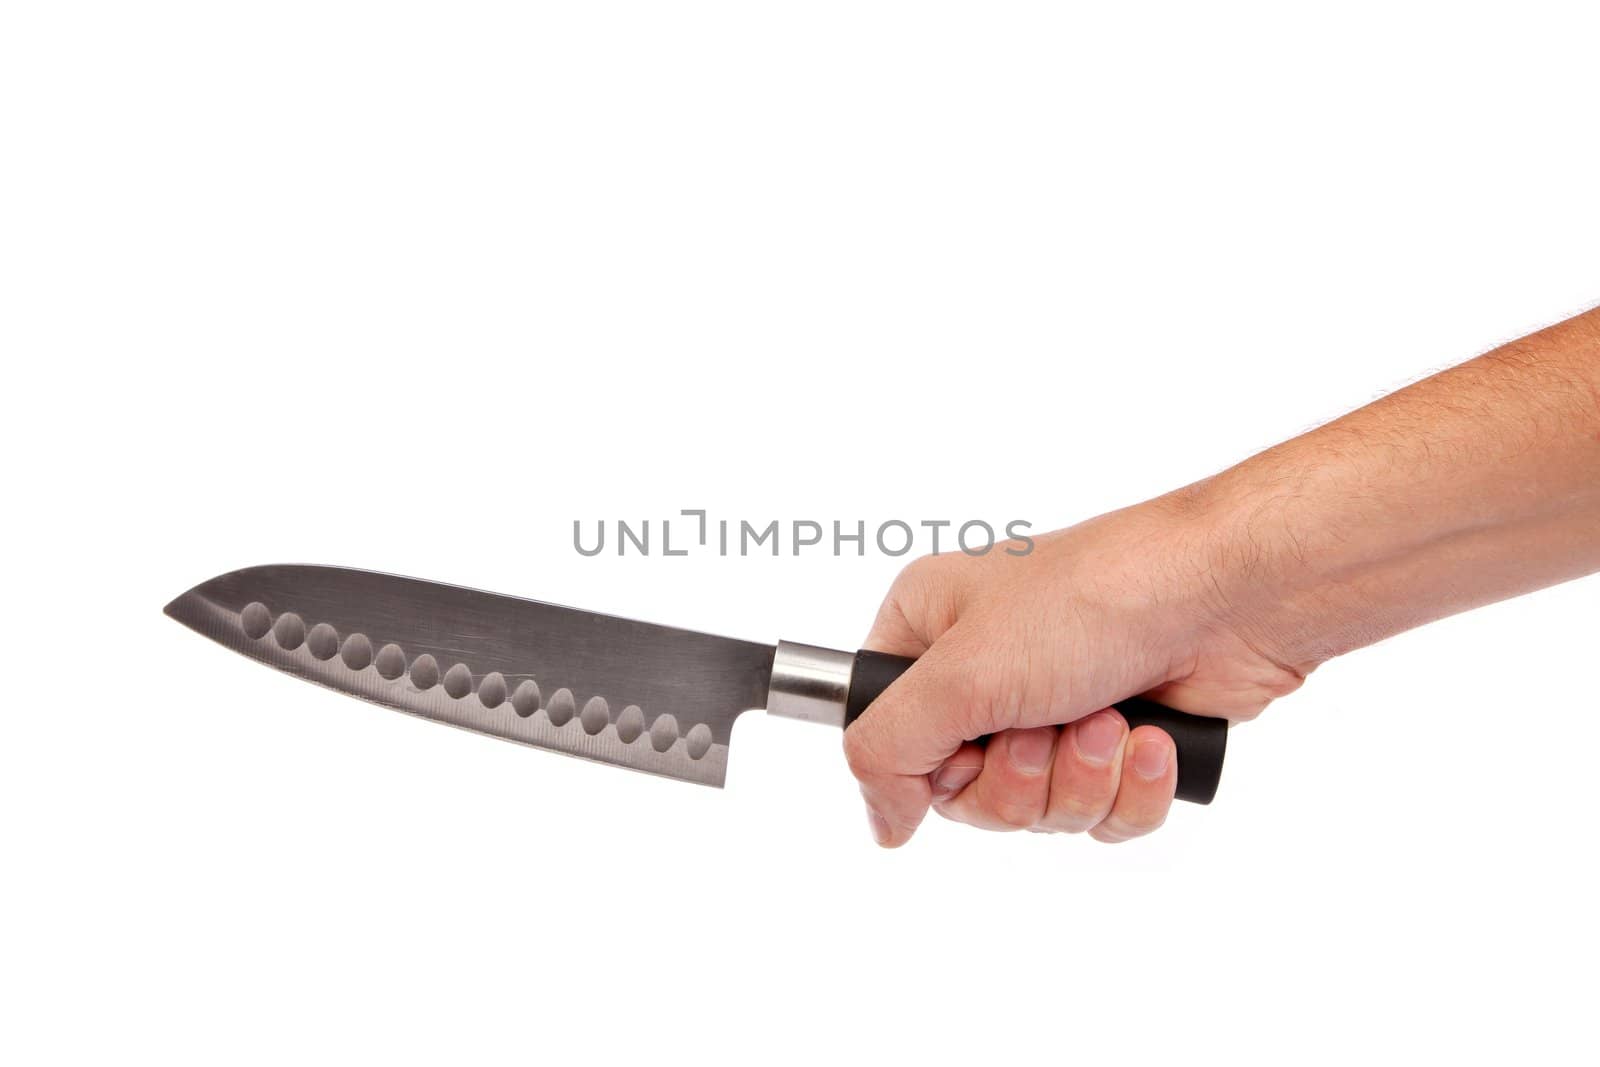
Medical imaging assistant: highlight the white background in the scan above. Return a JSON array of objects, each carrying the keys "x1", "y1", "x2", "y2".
[{"x1": 4, "y1": 2, "x2": 1598, "y2": 1064}]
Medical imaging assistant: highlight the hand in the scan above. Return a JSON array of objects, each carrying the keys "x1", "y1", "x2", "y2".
[
  {"x1": 846, "y1": 308, "x2": 1600, "y2": 848},
  {"x1": 844, "y1": 500, "x2": 1307, "y2": 847}
]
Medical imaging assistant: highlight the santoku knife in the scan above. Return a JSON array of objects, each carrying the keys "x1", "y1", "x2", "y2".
[{"x1": 165, "y1": 564, "x2": 1227, "y2": 803}]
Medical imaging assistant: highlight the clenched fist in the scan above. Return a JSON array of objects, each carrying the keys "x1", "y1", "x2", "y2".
[{"x1": 845, "y1": 502, "x2": 1302, "y2": 847}]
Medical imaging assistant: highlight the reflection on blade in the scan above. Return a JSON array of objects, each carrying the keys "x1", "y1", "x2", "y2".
[{"x1": 164, "y1": 565, "x2": 777, "y2": 787}]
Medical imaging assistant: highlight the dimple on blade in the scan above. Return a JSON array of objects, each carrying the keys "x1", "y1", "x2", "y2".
[{"x1": 164, "y1": 565, "x2": 777, "y2": 787}]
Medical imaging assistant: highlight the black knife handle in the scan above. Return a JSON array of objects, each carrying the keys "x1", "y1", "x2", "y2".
[{"x1": 843, "y1": 648, "x2": 1227, "y2": 805}]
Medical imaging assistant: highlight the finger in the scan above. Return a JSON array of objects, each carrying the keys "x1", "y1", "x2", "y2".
[
  {"x1": 844, "y1": 624, "x2": 993, "y2": 848},
  {"x1": 1088, "y1": 725, "x2": 1178, "y2": 843},
  {"x1": 1038, "y1": 708, "x2": 1128, "y2": 833},
  {"x1": 934, "y1": 727, "x2": 1058, "y2": 831},
  {"x1": 928, "y1": 742, "x2": 986, "y2": 805}
]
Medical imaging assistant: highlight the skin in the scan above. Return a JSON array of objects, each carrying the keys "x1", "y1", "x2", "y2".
[{"x1": 847, "y1": 306, "x2": 1600, "y2": 846}]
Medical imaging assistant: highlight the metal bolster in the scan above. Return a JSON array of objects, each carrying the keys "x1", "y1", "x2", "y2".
[{"x1": 766, "y1": 640, "x2": 854, "y2": 729}]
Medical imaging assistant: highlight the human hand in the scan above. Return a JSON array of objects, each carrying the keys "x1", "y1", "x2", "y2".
[
  {"x1": 844, "y1": 500, "x2": 1307, "y2": 847},
  {"x1": 847, "y1": 309, "x2": 1600, "y2": 848}
]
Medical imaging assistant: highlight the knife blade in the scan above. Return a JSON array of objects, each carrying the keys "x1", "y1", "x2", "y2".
[{"x1": 164, "y1": 564, "x2": 1227, "y2": 802}]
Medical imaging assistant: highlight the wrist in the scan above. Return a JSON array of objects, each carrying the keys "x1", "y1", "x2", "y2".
[{"x1": 1150, "y1": 471, "x2": 1352, "y2": 676}]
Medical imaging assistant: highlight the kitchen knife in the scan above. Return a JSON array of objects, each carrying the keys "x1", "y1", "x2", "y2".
[{"x1": 164, "y1": 564, "x2": 1227, "y2": 803}]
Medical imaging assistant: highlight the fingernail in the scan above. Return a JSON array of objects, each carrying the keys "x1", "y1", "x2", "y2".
[
  {"x1": 1132, "y1": 737, "x2": 1172, "y2": 780},
  {"x1": 1009, "y1": 728, "x2": 1055, "y2": 774},
  {"x1": 930, "y1": 763, "x2": 981, "y2": 800},
  {"x1": 867, "y1": 807, "x2": 891, "y2": 846},
  {"x1": 1075, "y1": 712, "x2": 1123, "y2": 766}
]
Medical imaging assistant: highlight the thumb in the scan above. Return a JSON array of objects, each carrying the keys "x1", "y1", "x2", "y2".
[
  {"x1": 843, "y1": 620, "x2": 992, "y2": 848},
  {"x1": 845, "y1": 555, "x2": 993, "y2": 848}
]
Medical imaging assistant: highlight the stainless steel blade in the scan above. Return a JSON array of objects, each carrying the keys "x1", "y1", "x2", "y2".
[{"x1": 164, "y1": 564, "x2": 776, "y2": 786}]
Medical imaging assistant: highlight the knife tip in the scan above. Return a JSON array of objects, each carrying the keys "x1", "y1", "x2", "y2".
[{"x1": 161, "y1": 591, "x2": 188, "y2": 623}]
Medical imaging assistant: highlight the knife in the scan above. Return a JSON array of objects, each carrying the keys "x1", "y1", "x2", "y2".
[{"x1": 164, "y1": 564, "x2": 1227, "y2": 803}]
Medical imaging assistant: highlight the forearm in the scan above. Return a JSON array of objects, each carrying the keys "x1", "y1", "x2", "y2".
[{"x1": 1182, "y1": 307, "x2": 1600, "y2": 672}]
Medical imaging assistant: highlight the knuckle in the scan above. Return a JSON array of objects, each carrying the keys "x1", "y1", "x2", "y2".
[
  {"x1": 1041, "y1": 813, "x2": 1095, "y2": 835},
  {"x1": 996, "y1": 807, "x2": 1038, "y2": 830},
  {"x1": 987, "y1": 794, "x2": 1043, "y2": 830},
  {"x1": 1052, "y1": 791, "x2": 1112, "y2": 829},
  {"x1": 885, "y1": 556, "x2": 941, "y2": 610},
  {"x1": 894, "y1": 555, "x2": 932, "y2": 586},
  {"x1": 1134, "y1": 808, "x2": 1170, "y2": 834},
  {"x1": 1106, "y1": 806, "x2": 1167, "y2": 840},
  {"x1": 897, "y1": 552, "x2": 950, "y2": 587},
  {"x1": 879, "y1": 553, "x2": 972, "y2": 638}
]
